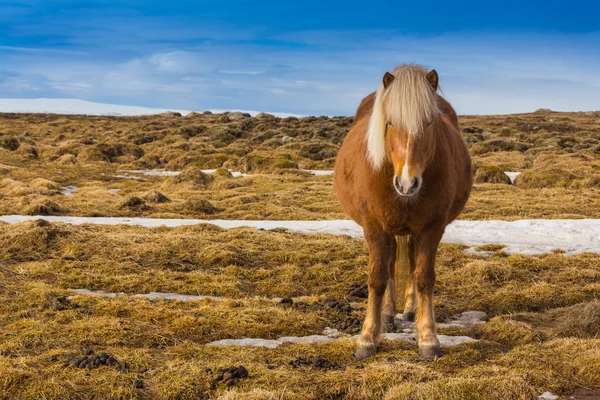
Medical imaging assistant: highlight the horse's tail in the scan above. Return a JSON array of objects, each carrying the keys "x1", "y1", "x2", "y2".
[{"x1": 395, "y1": 235, "x2": 414, "y2": 318}]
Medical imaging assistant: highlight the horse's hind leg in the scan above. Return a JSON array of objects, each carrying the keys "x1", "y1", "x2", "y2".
[
  {"x1": 356, "y1": 229, "x2": 396, "y2": 360},
  {"x1": 381, "y1": 250, "x2": 397, "y2": 333},
  {"x1": 398, "y1": 235, "x2": 416, "y2": 322},
  {"x1": 413, "y1": 226, "x2": 445, "y2": 359}
]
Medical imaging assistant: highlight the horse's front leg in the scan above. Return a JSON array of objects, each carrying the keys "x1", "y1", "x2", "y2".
[
  {"x1": 355, "y1": 229, "x2": 396, "y2": 360},
  {"x1": 413, "y1": 225, "x2": 445, "y2": 358}
]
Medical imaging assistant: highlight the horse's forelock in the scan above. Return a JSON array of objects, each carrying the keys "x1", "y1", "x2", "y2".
[{"x1": 366, "y1": 64, "x2": 440, "y2": 170}]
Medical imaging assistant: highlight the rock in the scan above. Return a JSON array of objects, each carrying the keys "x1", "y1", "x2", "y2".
[
  {"x1": 445, "y1": 311, "x2": 488, "y2": 326},
  {"x1": 228, "y1": 111, "x2": 251, "y2": 120},
  {"x1": 255, "y1": 112, "x2": 274, "y2": 118},
  {"x1": 159, "y1": 111, "x2": 181, "y2": 117}
]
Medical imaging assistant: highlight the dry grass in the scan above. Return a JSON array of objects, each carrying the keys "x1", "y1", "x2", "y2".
[
  {"x1": 0, "y1": 110, "x2": 599, "y2": 398},
  {"x1": 0, "y1": 110, "x2": 598, "y2": 220},
  {"x1": 0, "y1": 221, "x2": 599, "y2": 398}
]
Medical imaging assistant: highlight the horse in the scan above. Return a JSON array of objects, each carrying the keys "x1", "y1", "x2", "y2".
[{"x1": 334, "y1": 64, "x2": 472, "y2": 359}]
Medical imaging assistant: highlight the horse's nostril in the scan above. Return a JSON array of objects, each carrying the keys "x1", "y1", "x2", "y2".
[{"x1": 411, "y1": 179, "x2": 420, "y2": 191}]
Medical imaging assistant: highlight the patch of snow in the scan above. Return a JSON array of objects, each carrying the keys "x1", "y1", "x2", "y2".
[
  {"x1": 464, "y1": 247, "x2": 497, "y2": 257},
  {"x1": 69, "y1": 289, "x2": 222, "y2": 302},
  {"x1": 504, "y1": 171, "x2": 521, "y2": 184},
  {"x1": 395, "y1": 311, "x2": 487, "y2": 331},
  {"x1": 199, "y1": 169, "x2": 249, "y2": 178},
  {"x1": 118, "y1": 169, "x2": 180, "y2": 177},
  {"x1": 303, "y1": 170, "x2": 334, "y2": 176},
  {"x1": 207, "y1": 330, "x2": 477, "y2": 349},
  {"x1": 0, "y1": 98, "x2": 303, "y2": 118},
  {"x1": 538, "y1": 392, "x2": 559, "y2": 400},
  {"x1": 2, "y1": 216, "x2": 600, "y2": 255},
  {"x1": 60, "y1": 186, "x2": 79, "y2": 196},
  {"x1": 112, "y1": 175, "x2": 146, "y2": 181},
  {"x1": 208, "y1": 338, "x2": 282, "y2": 349},
  {"x1": 107, "y1": 189, "x2": 120, "y2": 193}
]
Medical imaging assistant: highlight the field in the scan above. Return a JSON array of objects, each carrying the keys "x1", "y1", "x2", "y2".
[{"x1": 0, "y1": 109, "x2": 600, "y2": 399}]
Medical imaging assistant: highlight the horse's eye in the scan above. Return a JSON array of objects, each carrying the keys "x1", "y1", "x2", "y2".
[{"x1": 387, "y1": 121, "x2": 392, "y2": 126}]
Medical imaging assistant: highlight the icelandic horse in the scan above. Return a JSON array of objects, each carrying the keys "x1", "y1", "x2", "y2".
[{"x1": 334, "y1": 64, "x2": 472, "y2": 359}]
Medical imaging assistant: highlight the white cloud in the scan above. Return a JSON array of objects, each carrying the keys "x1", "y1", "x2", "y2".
[
  {"x1": 219, "y1": 70, "x2": 265, "y2": 75},
  {"x1": 2, "y1": 30, "x2": 599, "y2": 115}
]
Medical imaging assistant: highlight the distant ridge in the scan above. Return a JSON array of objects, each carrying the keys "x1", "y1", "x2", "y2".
[{"x1": 0, "y1": 98, "x2": 304, "y2": 118}]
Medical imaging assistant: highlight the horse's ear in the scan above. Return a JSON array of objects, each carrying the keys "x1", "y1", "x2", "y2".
[
  {"x1": 426, "y1": 69, "x2": 439, "y2": 90},
  {"x1": 382, "y1": 72, "x2": 394, "y2": 89}
]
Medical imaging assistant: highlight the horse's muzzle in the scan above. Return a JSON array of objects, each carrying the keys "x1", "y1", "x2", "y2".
[{"x1": 394, "y1": 175, "x2": 421, "y2": 197}]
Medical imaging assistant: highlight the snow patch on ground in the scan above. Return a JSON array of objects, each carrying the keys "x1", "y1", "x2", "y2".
[
  {"x1": 199, "y1": 169, "x2": 249, "y2": 178},
  {"x1": 538, "y1": 392, "x2": 559, "y2": 400},
  {"x1": 504, "y1": 171, "x2": 522, "y2": 184},
  {"x1": 69, "y1": 289, "x2": 222, "y2": 302},
  {"x1": 303, "y1": 170, "x2": 334, "y2": 176},
  {"x1": 118, "y1": 169, "x2": 181, "y2": 177},
  {"x1": 112, "y1": 174, "x2": 146, "y2": 181},
  {"x1": 60, "y1": 186, "x2": 79, "y2": 196},
  {"x1": 2, "y1": 216, "x2": 599, "y2": 255},
  {"x1": 208, "y1": 312, "x2": 482, "y2": 349},
  {"x1": 69, "y1": 288, "x2": 313, "y2": 304}
]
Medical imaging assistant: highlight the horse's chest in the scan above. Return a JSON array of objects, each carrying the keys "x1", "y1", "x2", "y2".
[{"x1": 374, "y1": 199, "x2": 433, "y2": 236}]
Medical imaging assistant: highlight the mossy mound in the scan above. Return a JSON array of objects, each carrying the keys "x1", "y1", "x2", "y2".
[{"x1": 474, "y1": 165, "x2": 512, "y2": 184}]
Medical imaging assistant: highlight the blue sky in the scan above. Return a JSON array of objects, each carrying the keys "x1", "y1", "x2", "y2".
[{"x1": 1, "y1": 0, "x2": 599, "y2": 115}]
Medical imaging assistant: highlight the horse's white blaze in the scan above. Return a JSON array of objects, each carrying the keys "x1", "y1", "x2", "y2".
[
  {"x1": 366, "y1": 64, "x2": 440, "y2": 170},
  {"x1": 400, "y1": 163, "x2": 412, "y2": 194}
]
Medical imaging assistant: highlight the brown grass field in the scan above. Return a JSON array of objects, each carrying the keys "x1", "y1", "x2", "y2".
[{"x1": 0, "y1": 109, "x2": 599, "y2": 399}]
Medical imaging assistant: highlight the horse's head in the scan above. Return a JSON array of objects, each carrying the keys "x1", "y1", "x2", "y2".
[{"x1": 366, "y1": 65, "x2": 440, "y2": 197}]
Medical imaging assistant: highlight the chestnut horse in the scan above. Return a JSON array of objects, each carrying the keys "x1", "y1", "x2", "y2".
[{"x1": 334, "y1": 64, "x2": 472, "y2": 359}]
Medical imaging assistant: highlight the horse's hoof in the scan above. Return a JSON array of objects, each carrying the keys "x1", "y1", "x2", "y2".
[
  {"x1": 383, "y1": 314, "x2": 396, "y2": 332},
  {"x1": 419, "y1": 345, "x2": 442, "y2": 359},
  {"x1": 354, "y1": 344, "x2": 377, "y2": 360},
  {"x1": 402, "y1": 312, "x2": 416, "y2": 322}
]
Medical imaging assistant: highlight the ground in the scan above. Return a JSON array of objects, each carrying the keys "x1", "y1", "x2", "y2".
[{"x1": 0, "y1": 109, "x2": 599, "y2": 399}]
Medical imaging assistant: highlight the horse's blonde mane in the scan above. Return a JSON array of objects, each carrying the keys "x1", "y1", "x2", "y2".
[{"x1": 366, "y1": 64, "x2": 440, "y2": 170}]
